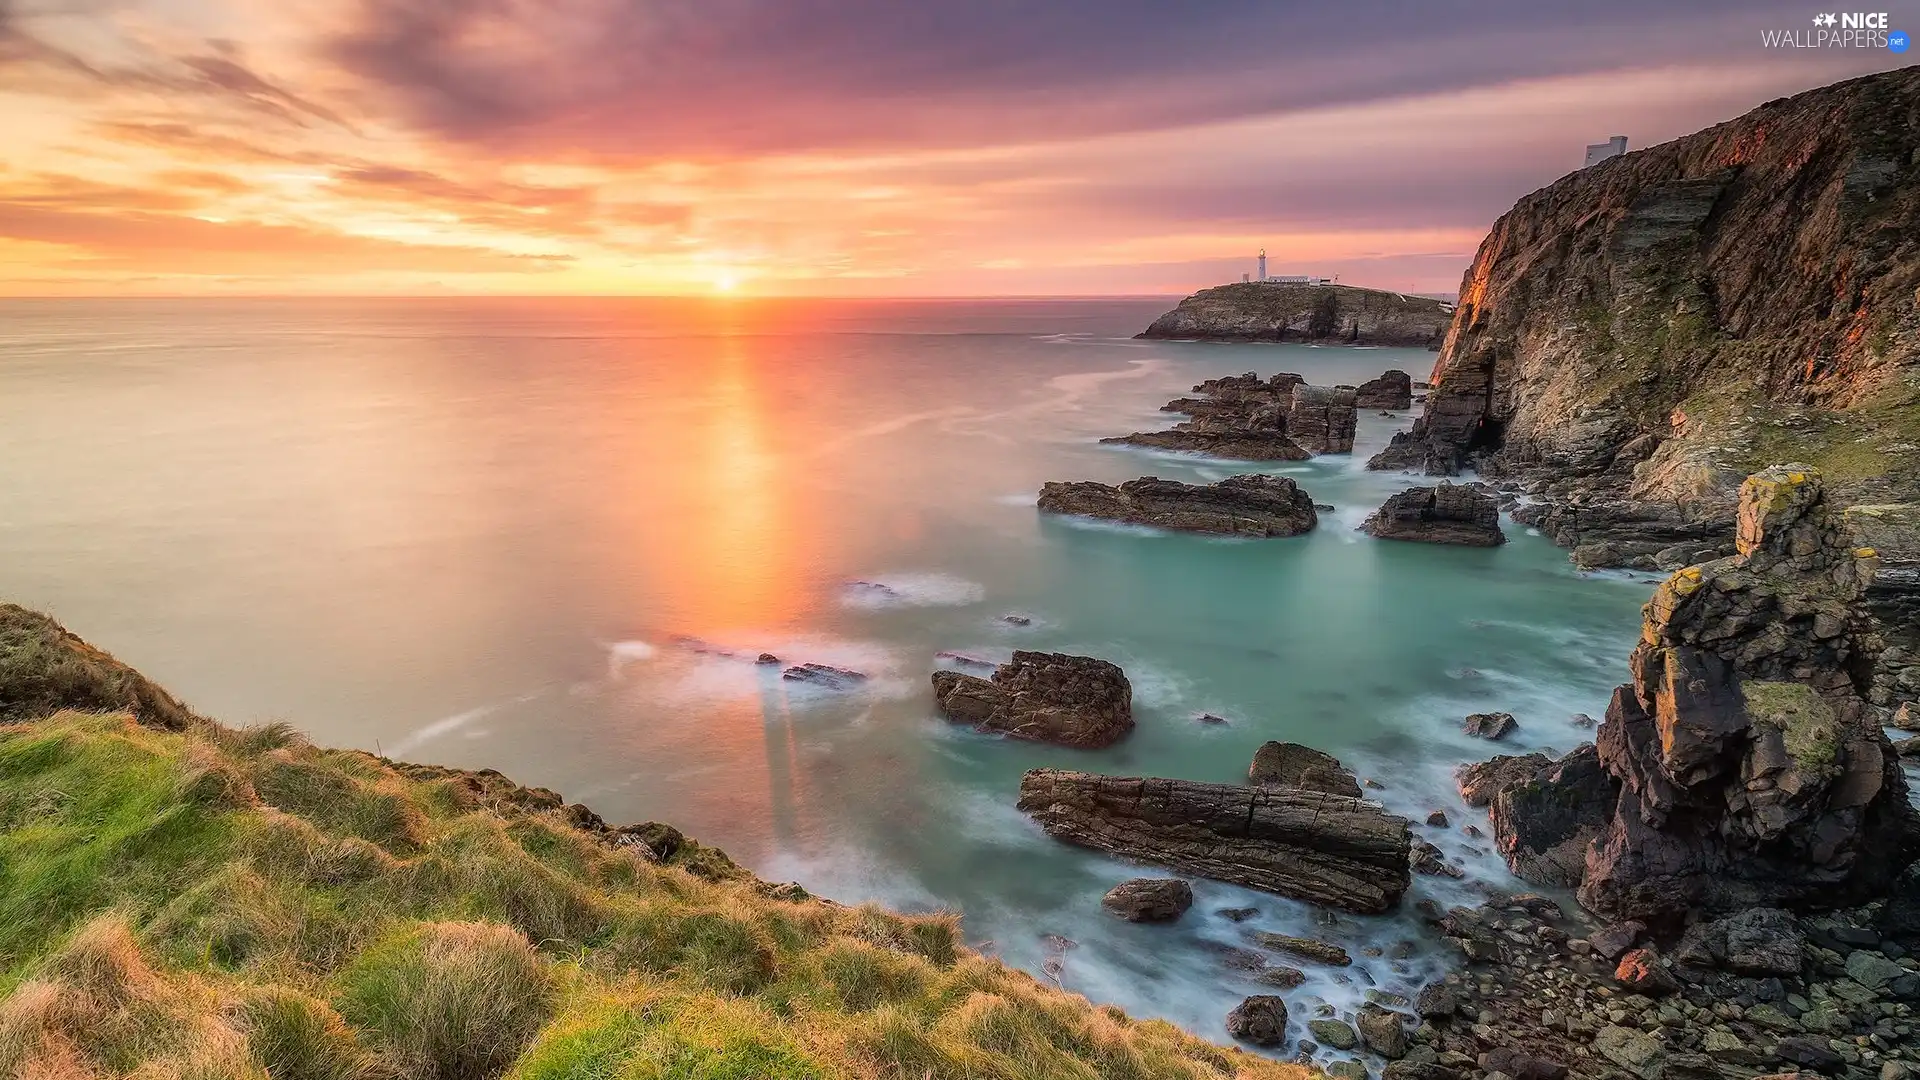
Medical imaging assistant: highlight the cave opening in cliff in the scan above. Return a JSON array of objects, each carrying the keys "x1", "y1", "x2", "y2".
[{"x1": 1466, "y1": 416, "x2": 1506, "y2": 452}]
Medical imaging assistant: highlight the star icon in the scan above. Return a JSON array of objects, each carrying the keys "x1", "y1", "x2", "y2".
[
  {"x1": 1823, "y1": 13, "x2": 1839, "y2": 25},
  {"x1": 1813, "y1": 13, "x2": 1825, "y2": 24}
]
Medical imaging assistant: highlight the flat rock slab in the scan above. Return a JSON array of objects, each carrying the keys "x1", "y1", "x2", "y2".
[
  {"x1": 1017, "y1": 768, "x2": 1412, "y2": 913},
  {"x1": 1037, "y1": 475, "x2": 1317, "y2": 537}
]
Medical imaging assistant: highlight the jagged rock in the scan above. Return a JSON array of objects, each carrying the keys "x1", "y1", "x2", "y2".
[
  {"x1": 1614, "y1": 947, "x2": 1680, "y2": 995},
  {"x1": 1288, "y1": 385, "x2": 1360, "y2": 454},
  {"x1": 1218, "y1": 906, "x2": 1260, "y2": 922},
  {"x1": 1671, "y1": 908, "x2": 1804, "y2": 976},
  {"x1": 1309, "y1": 1019, "x2": 1360, "y2": 1050},
  {"x1": 1366, "y1": 69, "x2": 1920, "y2": 573},
  {"x1": 1358, "y1": 1003, "x2": 1410, "y2": 1058},
  {"x1": 1362, "y1": 484, "x2": 1506, "y2": 546},
  {"x1": 1100, "y1": 425, "x2": 1312, "y2": 461},
  {"x1": 931, "y1": 651, "x2": 1132, "y2": 749},
  {"x1": 1356, "y1": 369, "x2": 1415, "y2": 411},
  {"x1": 1488, "y1": 743, "x2": 1617, "y2": 888},
  {"x1": 934, "y1": 651, "x2": 995, "y2": 671},
  {"x1": 782, "y1": 663, "x2": 869, "y2": 690},
  {"x1": 1426, "y1": 810, "x2": 1450, "y2": 828},
  {"x1": 755, "y1": 652, "x2": 781, "y2": 665},
  {"x1": 1139, "y1": 283, "x2": 1450, "y2": 347},
  {"x1": 1415, "y1": 984, "x2": 1458, "y2": 1019},
  {"x1": 1101, "y1": 878, "x2": 1193, "y2": 922},
  {"x1": 1589, "y1": 920, "x2": 1647, "y2": 961},
  {"x1": 1456, "y1": 753, "x2": 1551, "y2": 807},
  {"x1": 1037, "y1": 475, "x2": 1317, "y2": 537},
  {"x1": 1462, "y1": 712, "x2": 1518, "y2": 740},
  {"x1": 1579, "y1": 468, "x2": 1919, "y2": 919},
  {"x1": 1250, "y1": 932, "x2": 1353, "y2": 966},
  {"x1": 1248, "y1": 741, "x2": 1362, "y2": 797},
  {"x1": 1225, "y1": 995, "x2": 1290, "y2": 1047},
  {"x1": 1016, "y1": 769, "x2": 1412, "y2": 913},
  {"x1": 1410, "y1": 839, "x2": 1463, "y2": 878}
]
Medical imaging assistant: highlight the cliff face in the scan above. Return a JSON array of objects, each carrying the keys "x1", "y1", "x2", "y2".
[
  {"x1": 1139, "y1": 282, "x2": 1452, "y2": 346},
  {"x1": 1372, "y1": 68, "x2": 1920, "y2": 568}
]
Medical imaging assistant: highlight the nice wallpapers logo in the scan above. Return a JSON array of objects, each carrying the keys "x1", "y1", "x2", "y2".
[{"x1": 1762, "y1": 11, "x2": 1908, "y2": 48}]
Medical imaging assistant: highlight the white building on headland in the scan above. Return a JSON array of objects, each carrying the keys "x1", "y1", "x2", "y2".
[
  {"x1": 1241, "y1": 250, "x2": 1332, "y2": 286},
  {"x1": 1584, "y1": 135, "x2": 1628, "y2": 168}
]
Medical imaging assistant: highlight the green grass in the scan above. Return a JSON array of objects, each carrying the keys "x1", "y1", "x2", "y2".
[{"x1": 0, "y1": 606, "x2": 1302, "y2": 1080}]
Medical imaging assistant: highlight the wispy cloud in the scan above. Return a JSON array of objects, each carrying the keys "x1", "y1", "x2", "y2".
[{"x1": 0, "y1": 0, "x2": 1907, "y2": 295}]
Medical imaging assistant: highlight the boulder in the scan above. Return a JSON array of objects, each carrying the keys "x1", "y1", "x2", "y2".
[
  {"x1": 1248, "y1": 741, "x2": 1362, "y2": 797},
  {"x1": 1037, "y1": 475, "x2": 1318, "y2": 537},
  {"x1": 1249, "y1": 932, "x2": 1352, "y2": 966},
  {"x1": 1357, "y1": 1003, "x2": 1409, "y2": 1059},
  {"x1": 1225, "y1": 995, "x2": 1289, "y2": 1047},
  {"x1": 1355, "y1": 369, "x2": 1415, "y2": 411},
  {"x1": 1363, "y1": 484, "x2": 1506, "y2": 546},
  {"x1": 1462, "y1": 712, "x2": 1518, "y2": 740},
  {"x1": 1487, "y1": 743, "x2": 1618, "y2": 888},
  {"x1": 1614, "y1": 947, "x2": 1680, "y2": 995},
  {"x1": 1670, "y1": 908, "x2": 1804, "y2": 976},
  {"x1": 1101, "y1": 878, "x2": 1194, "y2": 922},
  {"x1": 1589, "y1": 920, "x2": 1646, "y2": 961},
  {"x1": 931, "y1": 651, "x2": 1133, "y2": 749},
  {"x1": 1308, "y1": 1019, "x2": 1359, "y2": 1050},
  {"x1": 1017, "y1": 769, "x2": 1413, "y2": 913}
]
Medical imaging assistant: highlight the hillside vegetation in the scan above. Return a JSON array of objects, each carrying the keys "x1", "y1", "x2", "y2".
[{"x1": 0, "y1": 604, "x2": 1305, "y2": 1080}]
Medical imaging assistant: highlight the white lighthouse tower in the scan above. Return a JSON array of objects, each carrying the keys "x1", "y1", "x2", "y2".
[{"x1": 1257, "y1": 249, "x2": 1266, "y2": 283}]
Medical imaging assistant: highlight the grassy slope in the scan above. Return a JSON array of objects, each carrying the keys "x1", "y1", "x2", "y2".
[{"x1": 0, "y1": 605, "x2": 1306, "y2": 1080}]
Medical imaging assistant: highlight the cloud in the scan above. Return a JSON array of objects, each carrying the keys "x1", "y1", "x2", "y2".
[
  {"x1": 325, "y1": 0, "x2": 1868, "y2": 157},
  {"x1": 0, "y1": 199, "x2": 573, "y2": 276}
]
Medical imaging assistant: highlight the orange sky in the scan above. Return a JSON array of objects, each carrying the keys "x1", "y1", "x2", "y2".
[{"x1": 0, "y1": 1, "x2": 1907, "y2": 297}]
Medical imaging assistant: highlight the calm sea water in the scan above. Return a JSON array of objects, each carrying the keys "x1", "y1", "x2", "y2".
[{"x1": 0, "y1": 297, "x2": 1652, "y2": 1047}]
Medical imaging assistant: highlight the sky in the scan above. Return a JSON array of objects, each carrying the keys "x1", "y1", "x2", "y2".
[{"x1": 0, "y1": 0, "x2": 1909, "y2": 297}]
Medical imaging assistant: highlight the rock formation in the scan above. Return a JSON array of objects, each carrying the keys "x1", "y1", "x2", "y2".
[
  {"x1": 1110, "y1": 370, "x2": 1366, "y2": 459},
  {"x1": 1101, "y1": 878, "x2": 1194, "y2": 922},
  {"x1": 1036, "y1": 475, "x2": 1318, "y2": 537},
  {"x1": 1485, "y1": 744, "x2": 1616, "y2": 889},
  {"x1": 1480, "y1": 467, "x2": 1918, "y2": 919},
  {"x1": 1016, "y1": 768, "x2": 1412, "y2": 913},
  {"x1": 1248, "y1": 741, "x2": 1363, "y2": 798},
  {"x1": 1225, "y1": 995, "x2": 1290, "y2": 1047},
  {"x1": 1368, "y1": 68, "x2": 1920, "y2": 572},
  {"x1": 931, "y1": 651, "x2": 1133, "y2": 748},
  {"x1": 1138, "y1": 282, "x2": 1451, "y2": 347},
  {"x1": 1362, "y1": 484, "x2": 1506, "y2": 546},
  {"x1": 1101, "y1": 415, "x2": 1311, "y2": 461},
  {"x1": 1287, "y1": 385, "x2": 1359, "y2": 454},
  {"x1": 1355, "y1": 369, "x2": 1415, "y2": 410}
]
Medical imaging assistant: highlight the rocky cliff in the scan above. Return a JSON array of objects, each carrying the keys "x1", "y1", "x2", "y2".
[
  {"x1": 1139, "y1": 282, "x2": 1452, "y2": 346},
  {"x1": 1372, "y1": 68, "x2": 1920, "y2": 571},
  {"x1": 1478, "y1": 468, "x2": 1919, "y2": 921}
]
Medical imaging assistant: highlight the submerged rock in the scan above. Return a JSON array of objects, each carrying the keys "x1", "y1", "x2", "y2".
[
  {"x1": 781, "y1": 663, "x2": 869, "y2": 690},
  {"x1": 1017, "y1": 769, "x2": 1412, "y2": 913},
  {"x1": 931, "y1": 651, "x2": 1133, "y2": 749},
  {"x1": 1362, "y1": 484, "x2": 1506, "y2": 546},
  {"x1": 1247, "y1": 740, "x2": 1363, "y2": 797},
  {"x1": 1250, "y1": 931, "x2": 1353, "y2": 966},
  {"x1": 1037, "y1": 475, "x2": 1318, "y2": 537},
  {"x1": 1462, "y1": 712, "x2": 1518, "y2": 740},
  {"x1": 1099, "y1": 425, "x2": 1311, "y2": 462},
  {"x1": 1101, "y1": 878, "x2": 1194, "y2": 922}
]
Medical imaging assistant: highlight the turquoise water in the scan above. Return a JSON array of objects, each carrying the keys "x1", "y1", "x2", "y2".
[{"x1": 0, "y1": 297, "x2": 1654, "y2": 1047}]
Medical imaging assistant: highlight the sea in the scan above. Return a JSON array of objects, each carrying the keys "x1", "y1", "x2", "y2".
[{"x1": 0, "y1": 296, "x2": 1656, "y2": 1052}]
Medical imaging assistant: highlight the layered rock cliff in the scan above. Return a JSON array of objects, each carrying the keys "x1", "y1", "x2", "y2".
[
  {"x1": 1139, "y1": 282, "x2": 1452, "y2": 346},
  {"x1": 1372, "y1": 68, "x2": 1920, "y2": 571},
  {"x1": 1479, "y1": 468, "x2": 1919, "y2": 921}
]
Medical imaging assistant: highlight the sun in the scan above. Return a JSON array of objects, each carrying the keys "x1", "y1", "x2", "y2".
[{"x1": 713, "y1": 271, "x2": 739, "y2": 294}]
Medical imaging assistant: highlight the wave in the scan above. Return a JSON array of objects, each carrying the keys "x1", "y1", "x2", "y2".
[{"x1": 838, "y1": 572, "x2": 986, "y2": 610}]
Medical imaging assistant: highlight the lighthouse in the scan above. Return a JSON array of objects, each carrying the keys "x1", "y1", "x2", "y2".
[{"x1": 1257, "y1": 249, "x2": 1266, "y2": 283}]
